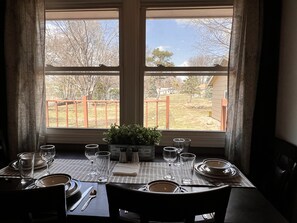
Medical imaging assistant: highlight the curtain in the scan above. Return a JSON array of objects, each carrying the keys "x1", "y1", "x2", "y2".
[
  {"x1": 225, "y1": 0, "x2": 263, "y2": 175},
  {"x1": 5, "y1": 0, "x2": 46, "y2": 161}
]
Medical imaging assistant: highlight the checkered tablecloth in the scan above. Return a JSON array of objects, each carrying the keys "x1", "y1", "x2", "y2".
[{"x1": 0, "y1": 159, "x2": 254, "y2": 188}]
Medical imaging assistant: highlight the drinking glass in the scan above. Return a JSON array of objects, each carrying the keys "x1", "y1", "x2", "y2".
[
  {"x1": 18, "y1": 152, "x2": 35, "y2": 185},
  {"x1": 40, "y1": 145, "x2": 56, "y2": 175},
  {"x1": 163, "y1": 147, "x2": 178, "y2": 180},
  {"x1": 180, "y1": 152, "x2": 196, "y2": 185},
  {"x1": 183, "y1": 138, "x2": 191, "y2": 153},
  {"x1": 173, "y1": 138, "x2": 185, "y2": 166},
  {"x1": 96, "y1": 151, "x2": 111, "y2": 183},
  {"x1": 85, "y1": 144, "x2": 99, "y2": 178}
]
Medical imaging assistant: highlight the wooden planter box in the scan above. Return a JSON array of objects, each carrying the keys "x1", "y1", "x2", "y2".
[{"x1": 108, "y1": 145, "x2": 155, "y2": 161}]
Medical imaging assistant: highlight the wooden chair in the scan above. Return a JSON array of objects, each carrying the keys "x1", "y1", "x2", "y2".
[
  {"x1": 106, "y1": 183, "x2": 231, "y2": 223},
  {"x1": 0, "y1": 184, "x2": 67, "y2": 223}
]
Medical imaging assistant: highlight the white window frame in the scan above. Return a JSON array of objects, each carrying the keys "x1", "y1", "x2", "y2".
[{"x1": 45, "y1": 0, "x2": 233, "y2": 149}]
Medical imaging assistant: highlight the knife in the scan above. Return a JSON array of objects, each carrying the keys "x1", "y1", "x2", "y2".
[{"x1": 69, "y1": 186, "x2": 93, "y2": 211}]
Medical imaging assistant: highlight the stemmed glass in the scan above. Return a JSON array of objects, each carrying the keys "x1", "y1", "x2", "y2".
[
  {"x1": 163, "y1": 147, "x2": 178, "y2": 180},
  {"x1": 85, "y1": 144, "x2": 99, "y2": 178},
  {"x1": 40, "y1": 145, "x2": 56, "y2": 175},
  {"x1": 173, "y1": 138, "x2": 185, "y2": 166}
]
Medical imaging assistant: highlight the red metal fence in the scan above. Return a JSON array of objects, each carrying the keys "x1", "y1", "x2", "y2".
[
  {"x1": 46, "y1": 96, "x2": 170, "y2": 129},
  {"x1": 221, "y1": 98, "x2": 227, "y2": 131}
]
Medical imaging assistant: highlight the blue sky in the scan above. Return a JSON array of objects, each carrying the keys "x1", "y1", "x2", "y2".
[
  {"x1": 146, "y1": 19, "x2": 201, "y2": 66},
  {"x1": 47, "y1": 19, "x2": 226, "y2": 66}
]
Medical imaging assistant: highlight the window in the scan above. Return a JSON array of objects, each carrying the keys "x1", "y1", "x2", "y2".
[
  {"x1": 143, "y1": 8, "x2": 231, "y2": 131},
  {"x1": 45, "y1": 9, "x2": 120, "y2": 128},
  {"x1": 45, "y1": 0, "x2": 233, "y2": 148}
]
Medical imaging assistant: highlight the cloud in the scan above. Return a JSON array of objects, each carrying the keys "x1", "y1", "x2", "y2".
[
  {"x1": 175, "y1": 19, "x2": 193, "y2": 26},
  {"x1": 179, "y1": 60, "x2": 189, "y2": 66},
  {"x1": 156, "y1": 45, "x2": 170, "y2": 51}
]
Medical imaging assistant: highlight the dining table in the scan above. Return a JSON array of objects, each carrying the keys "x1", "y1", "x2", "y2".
[{"x1": 0, "y1": 153, "x2": 289, "y2": 223}]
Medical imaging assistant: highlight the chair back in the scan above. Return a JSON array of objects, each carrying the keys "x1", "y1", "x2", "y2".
[
  {"x1": 0, "y1": 184, "x2": 67, "y2": 223},
  {"x1": 106, "y1": 183, "x2": 231, "y2": 223}
]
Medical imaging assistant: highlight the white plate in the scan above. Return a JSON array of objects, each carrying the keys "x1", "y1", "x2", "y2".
[
  {"x1": 9, "y1": 159, "x2": 53, "y2": 171},
  {"x1": 66, "y1": 179, "x2": 81, "y2": 198},
  {"x1": 194, "y1": 162, "x2": 239, "y2": 179},
  {"x1": 66, "y1": 180, "x2": 76, "y2": 195},
  {"x1": 35, "y1": 173, "x2": 72, "y2": 187},
  {"x1": 203, "y1": 158, "x2": 232, "y2": 174},
  {"x1": 147, "y1": 180, "x2": 180, "y2": 193},
  {"x1": 35, "y1": 178, "x2": 81, "y2": 198}
]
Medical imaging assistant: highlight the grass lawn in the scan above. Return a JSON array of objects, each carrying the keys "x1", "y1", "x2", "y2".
[{"x1": 46, "y1": 94, "x2": 221, "y2": 131}]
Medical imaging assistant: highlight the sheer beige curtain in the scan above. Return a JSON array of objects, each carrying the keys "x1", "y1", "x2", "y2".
[
  {"x1": 225, "y1": 0, "x2": 263, "y2": 175},
  {"x1": 5, "y1": 0, "x2": 46, "y2": 160}
]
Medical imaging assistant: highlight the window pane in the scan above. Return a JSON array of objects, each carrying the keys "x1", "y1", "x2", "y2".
[
  {"x1": 45, "y1": 10, "x2": 120, "y2": 129},
  {"x1": 145, "y1": 8, "x2": 231, "y2": 131},
  {"x1": 146, "y1": 10, "x2": 232, "y2": 67},
  {"x1": 46, "y1": 17, "x2": 119, "y2": 67},
  {"x1": 45, "y1": 75, "x2": 120, "y2": 128},
  {"x1": 144, "y1": 75, "x2": 227, "y2": 131}
]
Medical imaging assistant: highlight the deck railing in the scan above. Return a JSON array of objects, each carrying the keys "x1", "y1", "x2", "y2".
[
  {"x1": 220, "y1": 98, "x2": 227, "y2": 131},
  {"x1": 46, "y1": 96, "x2": 170, "y2": 129}
]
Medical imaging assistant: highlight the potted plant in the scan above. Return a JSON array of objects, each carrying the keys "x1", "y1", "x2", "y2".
[{"x1": 103, "y1": 124, "x2": 162, "y2": 161}]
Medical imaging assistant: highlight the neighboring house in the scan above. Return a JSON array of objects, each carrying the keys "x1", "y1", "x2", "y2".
[
  {"x1": 207, "y1": 75, "x2": 227, "y2": 123},
  {"x1": 207, "y1": 58, "x2": 228, "y2": 130},
  {"x1": 157, "y1": 87, "x2": 175, "y2": 95}
]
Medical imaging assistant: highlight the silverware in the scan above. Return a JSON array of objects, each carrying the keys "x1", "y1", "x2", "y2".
[
  {"x1": 138, "y1": 185, "x2": 148, "y2": 191},
  {"x1": 202, "y1": 213, "x2": 214, "y2": 220},
  {"x1": 25, "y1": 181, "x2": 37, "y2": 190},
  {"x1": 69, "y1": 186, "x2": 93, "y2": 211},
  {"x1": 173, "y1": 187, "x2": 180, "y2": 193},
  {"x1": 180, "y1": 187, "x2": 187, "y2": 192},
  {"x1": 81, "y1": 189, "x2": 97, "y2": 211},
  {"x1": 0, "y1": 175, "x2": 21, "y2": 179}
]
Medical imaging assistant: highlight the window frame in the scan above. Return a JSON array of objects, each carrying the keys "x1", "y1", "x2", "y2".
[{"x1": 44, "y1": 0, "x2": 232, "y2": 149}]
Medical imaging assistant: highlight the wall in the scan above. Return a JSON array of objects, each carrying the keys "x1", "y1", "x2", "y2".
[
  {"x1": 210, "y1": 76, "x2": 227, "y2": 122},
  {"x1": 276, "y1": 0, "x2": 297, "y2": 146}
]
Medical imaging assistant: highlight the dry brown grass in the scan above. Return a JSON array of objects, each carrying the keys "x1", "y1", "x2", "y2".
[{"x1": 47, "y1": 93, "x2": 221, "y2": 131}]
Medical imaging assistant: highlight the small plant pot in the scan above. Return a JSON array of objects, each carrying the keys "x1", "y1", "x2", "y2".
[{"x1": 108, "y1": 145, "x2": 155, "y2": 161}]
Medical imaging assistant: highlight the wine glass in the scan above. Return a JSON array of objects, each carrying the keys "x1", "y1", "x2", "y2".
[
  {"x1": 40, "y1": 145, "x2": 56, "y2": 175},
  {"x1": 163, "y1": 147, "x2": 178, "y2": 180},
  {"x1": 85, "y1": 144, "x2": 99, "y2": 178},
  {"x1": 173, "y1": 138, "x2": 185, "y2": 166}
]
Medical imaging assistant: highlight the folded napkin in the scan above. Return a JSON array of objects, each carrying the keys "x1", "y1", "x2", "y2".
[{"x1": 112, "y1": 163, "x2": 140, "y2": 176}]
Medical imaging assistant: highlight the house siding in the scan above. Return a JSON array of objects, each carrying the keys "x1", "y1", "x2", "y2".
[{"x1": 211, "y1": 76, "x2": 227, "y2": 121}]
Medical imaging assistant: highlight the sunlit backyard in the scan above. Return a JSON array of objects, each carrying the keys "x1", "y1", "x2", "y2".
[{"x1": 46, "y1": 93, "x2": 221, "y2": 131}]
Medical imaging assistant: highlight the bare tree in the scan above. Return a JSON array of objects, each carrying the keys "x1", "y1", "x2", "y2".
[
  {"x1": 45, "y1": 20, "x2": 119, "y2": 100},
  {"x1": 182, "y1": 18, "x2": 231, "y2": 101},
  {"x1": 181, "y1": 56, "x2": 213, "y2": 102},
  {"x1": 188, "y1": 18, "x2": 232, "y2": 61},
  {"x1": 187, "y1": 55, "x2": 216, "y2": 84}
]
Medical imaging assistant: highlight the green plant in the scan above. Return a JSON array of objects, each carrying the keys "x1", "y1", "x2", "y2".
[{"x1": 103, "y1": 124, "x2": 162, "y2": 145}]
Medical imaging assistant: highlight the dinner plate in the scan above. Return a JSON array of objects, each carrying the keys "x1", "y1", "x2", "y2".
[
  {"x1": 194, "y1": 162, "x2": 239, "y2": 179},
  {"x1": 35, "y1": 178, "x2": 81, "y2": 198},
  {"x1": 8, "y1": 159, "x2": 54, "y2": 171},
  {"x1": 66, "y1": 180, "x2": 76, "y2": 195},
  {"x1": 137, "y1": 181, "x2": 188, "y2": 192},
  {"x1": 147, "y1": 180, "x2": 180, "y2": 193},
  {"x1": 202, "y1": 158, "x2": 232, "y2": 174},
  {"x1": 35, "y1": 173, "x2": 72, "y2": 187},
  {"x1": 66, "y1": 179, "x2": 81, "y2": 198}
]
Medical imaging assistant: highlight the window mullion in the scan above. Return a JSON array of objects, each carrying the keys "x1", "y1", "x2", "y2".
[{"x1": 121, "y1": 0, "x2": 142, "y2": 125}]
